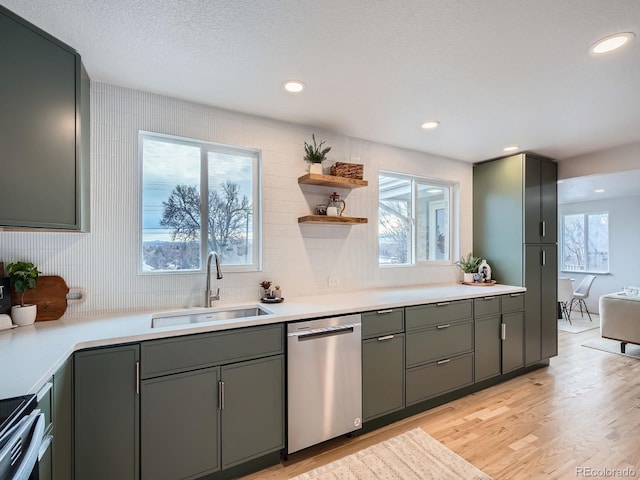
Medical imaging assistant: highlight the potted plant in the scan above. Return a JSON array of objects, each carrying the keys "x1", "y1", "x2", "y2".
[
  {"x1": 456, "y1": 253, "x2": 481, "y2": 283},
  {"x1": 260, "y1": 280, "x2": 273, "y2": 299},
  {"x1": 304, "y1": 134, "x2": 331, "y2": 174},
  {"x1": 7, "y1": 261, "x2": 40, "y2": 326}
]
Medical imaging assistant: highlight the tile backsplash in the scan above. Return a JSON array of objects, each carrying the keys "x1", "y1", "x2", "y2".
[{"x1": 0, "y1": 82, "x2": 472, "y2": 318}]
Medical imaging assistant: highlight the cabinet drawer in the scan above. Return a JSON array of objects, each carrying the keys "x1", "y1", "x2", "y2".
[
  {"x1": 405, "y1": 300, "x2": 472, "y2": 331},
  {"x1": 502, "y1": 293, "x2": 525, "y2": 313},
  {"x1": 406, "y1": 353, "x2": 474, "y2": 405},
  {"x1": 474, "y1": 296, "x2": 500, "y2": 318},
  {"x1": 141, "y1": 324, "x2": 284, "y2": 378},
  {"x1": 406, "y1": 322, "x2": 473, "y2": 368},
  {"x1": 362, "y1": 309, "x2": 404, "y2": 339}
]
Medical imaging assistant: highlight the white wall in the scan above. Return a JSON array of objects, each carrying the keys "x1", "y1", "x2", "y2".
[
  {"x1": 0, "y1": 82, "x2": 472, "y2": 317},
  {"x1": 559, "y1": 195, "x2": 640, "y2": 314},
  {"x1": 557, "y1": 141, "x2": 640, "y2": 180}
]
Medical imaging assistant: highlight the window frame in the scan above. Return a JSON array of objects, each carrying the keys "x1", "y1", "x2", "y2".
[
  {"x1": 138, "y1": 131, "x2": 262, "y2": 275},
  {"x1": 560, "y1": 211, "x2": 609, "y2": 274},
  {"x1": 378, "y1": 170, "x2": 457, "y2": 268}
]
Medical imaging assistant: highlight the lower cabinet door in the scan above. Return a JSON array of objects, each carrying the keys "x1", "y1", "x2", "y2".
[
  {"x1": 221, "y1": 355, "x2": 285, "y2": 469},
  {"x1": 74, "y1": 345, "x2": 140, "y2": 480},
  {"x1": 475, "y1": 316, "x2": 501, "y2": 382},
  {"x1": 502, "y1": 312, "x2": 525, "y2": 373},
  {"x1": 363, "y1": 334, "x2": 405, "y2": 421},
  {"x1": 141, "y1": 367, "x2": 220, "y2": 480}
]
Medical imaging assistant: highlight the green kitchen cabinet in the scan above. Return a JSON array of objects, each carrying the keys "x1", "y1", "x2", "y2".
[
  {"x1": 502, "y1": 311, "x2": 525, "y2": 373},
  {"x1": 141, "y1": 367, "x2": 221, "y2": 480},
  {"x1": 74, "y1": 344, "x2": 140, "y2": 480},
  {"x1": 474, "y1": 295, "x2": 502, "y2": 382},
  {"x1": 139, "y1": 325, "x2": 285, "y2": 479},
  {"x1": 362, "y1": 334, "x2": 405, "y2": 421},
  {"x1": 0, "y1": 5, "x2": 90, "y2": 231},
  {"x1": 52, "y1": 358, "x2": 73, "y2": 480},
  {"x1": 220, "y1": 355, "x2": 285, "y2": 469},
  {"x1": 474, "y1": 153, "x2": 558, "y2": 366}
]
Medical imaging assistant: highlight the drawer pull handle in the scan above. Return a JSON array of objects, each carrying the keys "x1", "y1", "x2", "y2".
[
  {"x1": 483, "y1": 296, "x2": 495, "y2": 300},
  {"x1": 437, "y1": 359, "x2": 451, "y2": 365},
  {"x1": 510, "y1": 293, "x2": 521, "y2": 297},
  {"x1": 376, "y1": 309, "x2": 393, "y2": 314},
  {"x1": 377, "y1": 335, "x2": 394, "y2": 341},
  {"x1": 436, "y1": 302, "x2": 450, "y2": 307},
  {"x1": 436, "y1": 324, "x2": 450, "y2": 329}
]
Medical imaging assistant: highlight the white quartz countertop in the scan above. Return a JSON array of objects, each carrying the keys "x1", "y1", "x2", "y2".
[{"x1": 0, "y1": 283, "x2": 525, "y2": 398}]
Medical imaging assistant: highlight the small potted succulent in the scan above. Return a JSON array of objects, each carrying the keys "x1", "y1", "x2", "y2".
[
  {"x1": 7, "y1": 261, "x2": 40, "y2": 326},
  {"x1": 260, "y1": 280, "x2": 273, "y2": 299},
  {"x1": 304, "y1": 134, "x2": 331, "y2": 174},
  {"x1": 456, "y1": 253, "x2": 481, "y2": 283}
]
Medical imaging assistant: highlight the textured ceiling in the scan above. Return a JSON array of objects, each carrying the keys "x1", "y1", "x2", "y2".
[{"x1": 3, "y1": 0, "x2": 640, "y2": 162}]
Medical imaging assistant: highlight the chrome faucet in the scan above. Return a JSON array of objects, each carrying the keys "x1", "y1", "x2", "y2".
[{"x1": 205, "y1": 252, "x2": 223, "y2": 307}]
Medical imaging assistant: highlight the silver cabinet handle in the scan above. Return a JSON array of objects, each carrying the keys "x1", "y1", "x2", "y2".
[
  {"x1": 377, "y1": 335, "x2": 394, "y2": 341},
  {"x1": 483, "y1": 296, "x2": 495, "y2": 300},
  {"x1": 219, "y1": 381, "x2": 225, "y2": 410},
  {"x1": 436, "y1": 302, "x2": 450, "y2": 307},
  {"x1": 136, "y1": 361, "x2": 140, "y2": 395},
  {"x1": 541, "y1": 221, "x2": 546, "y2": 237},
  {"x1": 501, "y1": 323, "x2": 506, "y2": 340},
  {"x1": 510, "y1": 293, "x2": 521, "y2": 297},
  {"x1": 541, "y1": 249, "x2": 546, "y2": 266},
  {"x1": 436, "y1": 324, "x2": 450, "y2": 329},
  {"x1": 376, "y1": 309, "x2": 393, "y2": 314},
  {"x1": 437, "y1": 359, "x2": 451, "y2": 365}
]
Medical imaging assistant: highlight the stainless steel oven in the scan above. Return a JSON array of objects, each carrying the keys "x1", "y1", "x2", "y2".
[{"x1": 0, "y1": 395, "x2": 44, "y2": 480}]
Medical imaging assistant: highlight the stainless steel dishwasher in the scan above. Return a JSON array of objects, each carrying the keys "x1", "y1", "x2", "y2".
[{"x1": 287, "y1": 314, "x2": 362, "y2": 454}]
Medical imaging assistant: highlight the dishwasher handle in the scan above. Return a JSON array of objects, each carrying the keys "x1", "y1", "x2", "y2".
[{"x1": 293, "y1": 324, "x2": 359, "y2": 341}]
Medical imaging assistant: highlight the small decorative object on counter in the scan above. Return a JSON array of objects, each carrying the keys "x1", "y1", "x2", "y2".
[
  {"x1": 478, "y1": 259, "x2": 492, "y2": 282},
  {"x1": 6, "y1": 261, "x2": 40, "y2": 326},
  {"x1": 259, "y1": 280, "x2": 272, "y2": 298},
  {"x1": 274, "y1": 285, "x2": 282, "y2": 299},
  {"x1": 456, "y1": 253, "x2": 481, "y2": 284},
  {"x1": 304, "y1": 134, "x2": 332, "y2": 174}
]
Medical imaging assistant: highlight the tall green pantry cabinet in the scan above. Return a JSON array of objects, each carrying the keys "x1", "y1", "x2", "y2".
[{"x1": 473, "y1": 153, "x2": 558, "y2": 365}]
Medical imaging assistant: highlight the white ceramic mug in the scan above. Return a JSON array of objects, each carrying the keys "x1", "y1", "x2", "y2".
[{"x1": 327, "y1": 206, "x2": 338, "y2": 216}]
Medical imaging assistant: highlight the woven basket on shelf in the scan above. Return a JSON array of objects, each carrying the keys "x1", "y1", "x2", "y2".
[{"x1": 330, "y1": 162, "x2": 364, "y2": 179}]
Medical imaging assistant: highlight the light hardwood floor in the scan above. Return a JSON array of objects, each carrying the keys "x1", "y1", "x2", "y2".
[{"x1": 243, "y1": 325, "x2": 640, "y2": 479}]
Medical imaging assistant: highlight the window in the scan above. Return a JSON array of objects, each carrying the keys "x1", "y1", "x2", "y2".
[
  {"x1": 378, "y1": 172, "x2": 454, "y2": 265},
  {"x1": 562, "y1": 212, "x2": 609, "y2": 273},
  {"x1": 140, "y1": 132, "x2": 261, "y2": 273}
]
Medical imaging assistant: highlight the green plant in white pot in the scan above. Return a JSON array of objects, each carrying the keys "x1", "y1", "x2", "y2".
[
  {"x1": 456, "y1": 253, "x2": 481, "y2": 283},
  {"x1": 304, "y1": 134, "x2": 331, "y2": 174},
  {"x1": 7, "y1": 261, "x2": 40, "y2": 326}
]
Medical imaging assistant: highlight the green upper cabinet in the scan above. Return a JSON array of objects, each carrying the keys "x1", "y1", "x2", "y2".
[
  {"x1": 524, "y1": 156, "x2": 558, "y2": 244},
  {"x1": 0, "y1": 6, "x2": 89, "y2": 231}
]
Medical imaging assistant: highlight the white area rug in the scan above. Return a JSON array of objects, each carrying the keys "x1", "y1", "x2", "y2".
[
  {"x1": 582, "y1": 337, "x2": 640, "y2": 359},
  {"x1": 289, "y1": 428, "x2": 492, "y2": 480},
  {"x1": 558, "y1": 313, "x2": 600, "y2": 334}
]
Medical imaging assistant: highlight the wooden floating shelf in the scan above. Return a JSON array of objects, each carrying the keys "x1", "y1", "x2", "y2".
[
  {"x1": 298, "y1": 173, "x2": 368, "y2": 189},
  {"x1": 298, "y1": 215, "x2": 368, "y2": 224}
]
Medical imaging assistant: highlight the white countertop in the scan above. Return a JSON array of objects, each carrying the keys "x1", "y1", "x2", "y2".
[{"x1": 0, "y1": 283, "x2": 525, "y2": 399}]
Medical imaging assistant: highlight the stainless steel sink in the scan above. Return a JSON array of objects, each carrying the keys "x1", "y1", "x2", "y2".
[{"x1": 152, "y1": 305, "x2": 272, "y2": 328}]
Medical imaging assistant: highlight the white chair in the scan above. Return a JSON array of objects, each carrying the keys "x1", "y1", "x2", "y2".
[
  {"x1": 558, "y1": 277, "x2": 574, "y2": 324},
  {"x1": 571, "y1": 275, "x2": 596, "y2": 321}
]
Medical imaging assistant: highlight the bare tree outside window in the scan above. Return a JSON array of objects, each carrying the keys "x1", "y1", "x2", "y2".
[{"x1": 562, "y1": 212, "x2": 608, "y2": 272}]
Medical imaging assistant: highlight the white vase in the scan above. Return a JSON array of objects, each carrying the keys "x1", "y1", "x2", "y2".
[
  {"x1": 11, "y1": 304, "x2": 37, "y2": 326},
  {"x1": 308, "y1": 163, "x2": 323, "y2": 175},
  {"x1": 463, "y1": 273, "x2": 475, "y2": 283}
]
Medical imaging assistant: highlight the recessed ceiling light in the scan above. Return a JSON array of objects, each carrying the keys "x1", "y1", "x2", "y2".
[
  {"x1": 283, "y1": 80, "x2": 305, "y2": 93},
  {"x1": 421, "y1": 121, "x2": 440, "y2": 130},
  {"x1": 503, "y1": 145, "x2": 520, "y2": 152},
  {"x1": 595, "y1": 189, "x2": 605, "y2": 193},
  {"x1": 590, "y1": 32, "x2": 635, "y2": 55}
]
